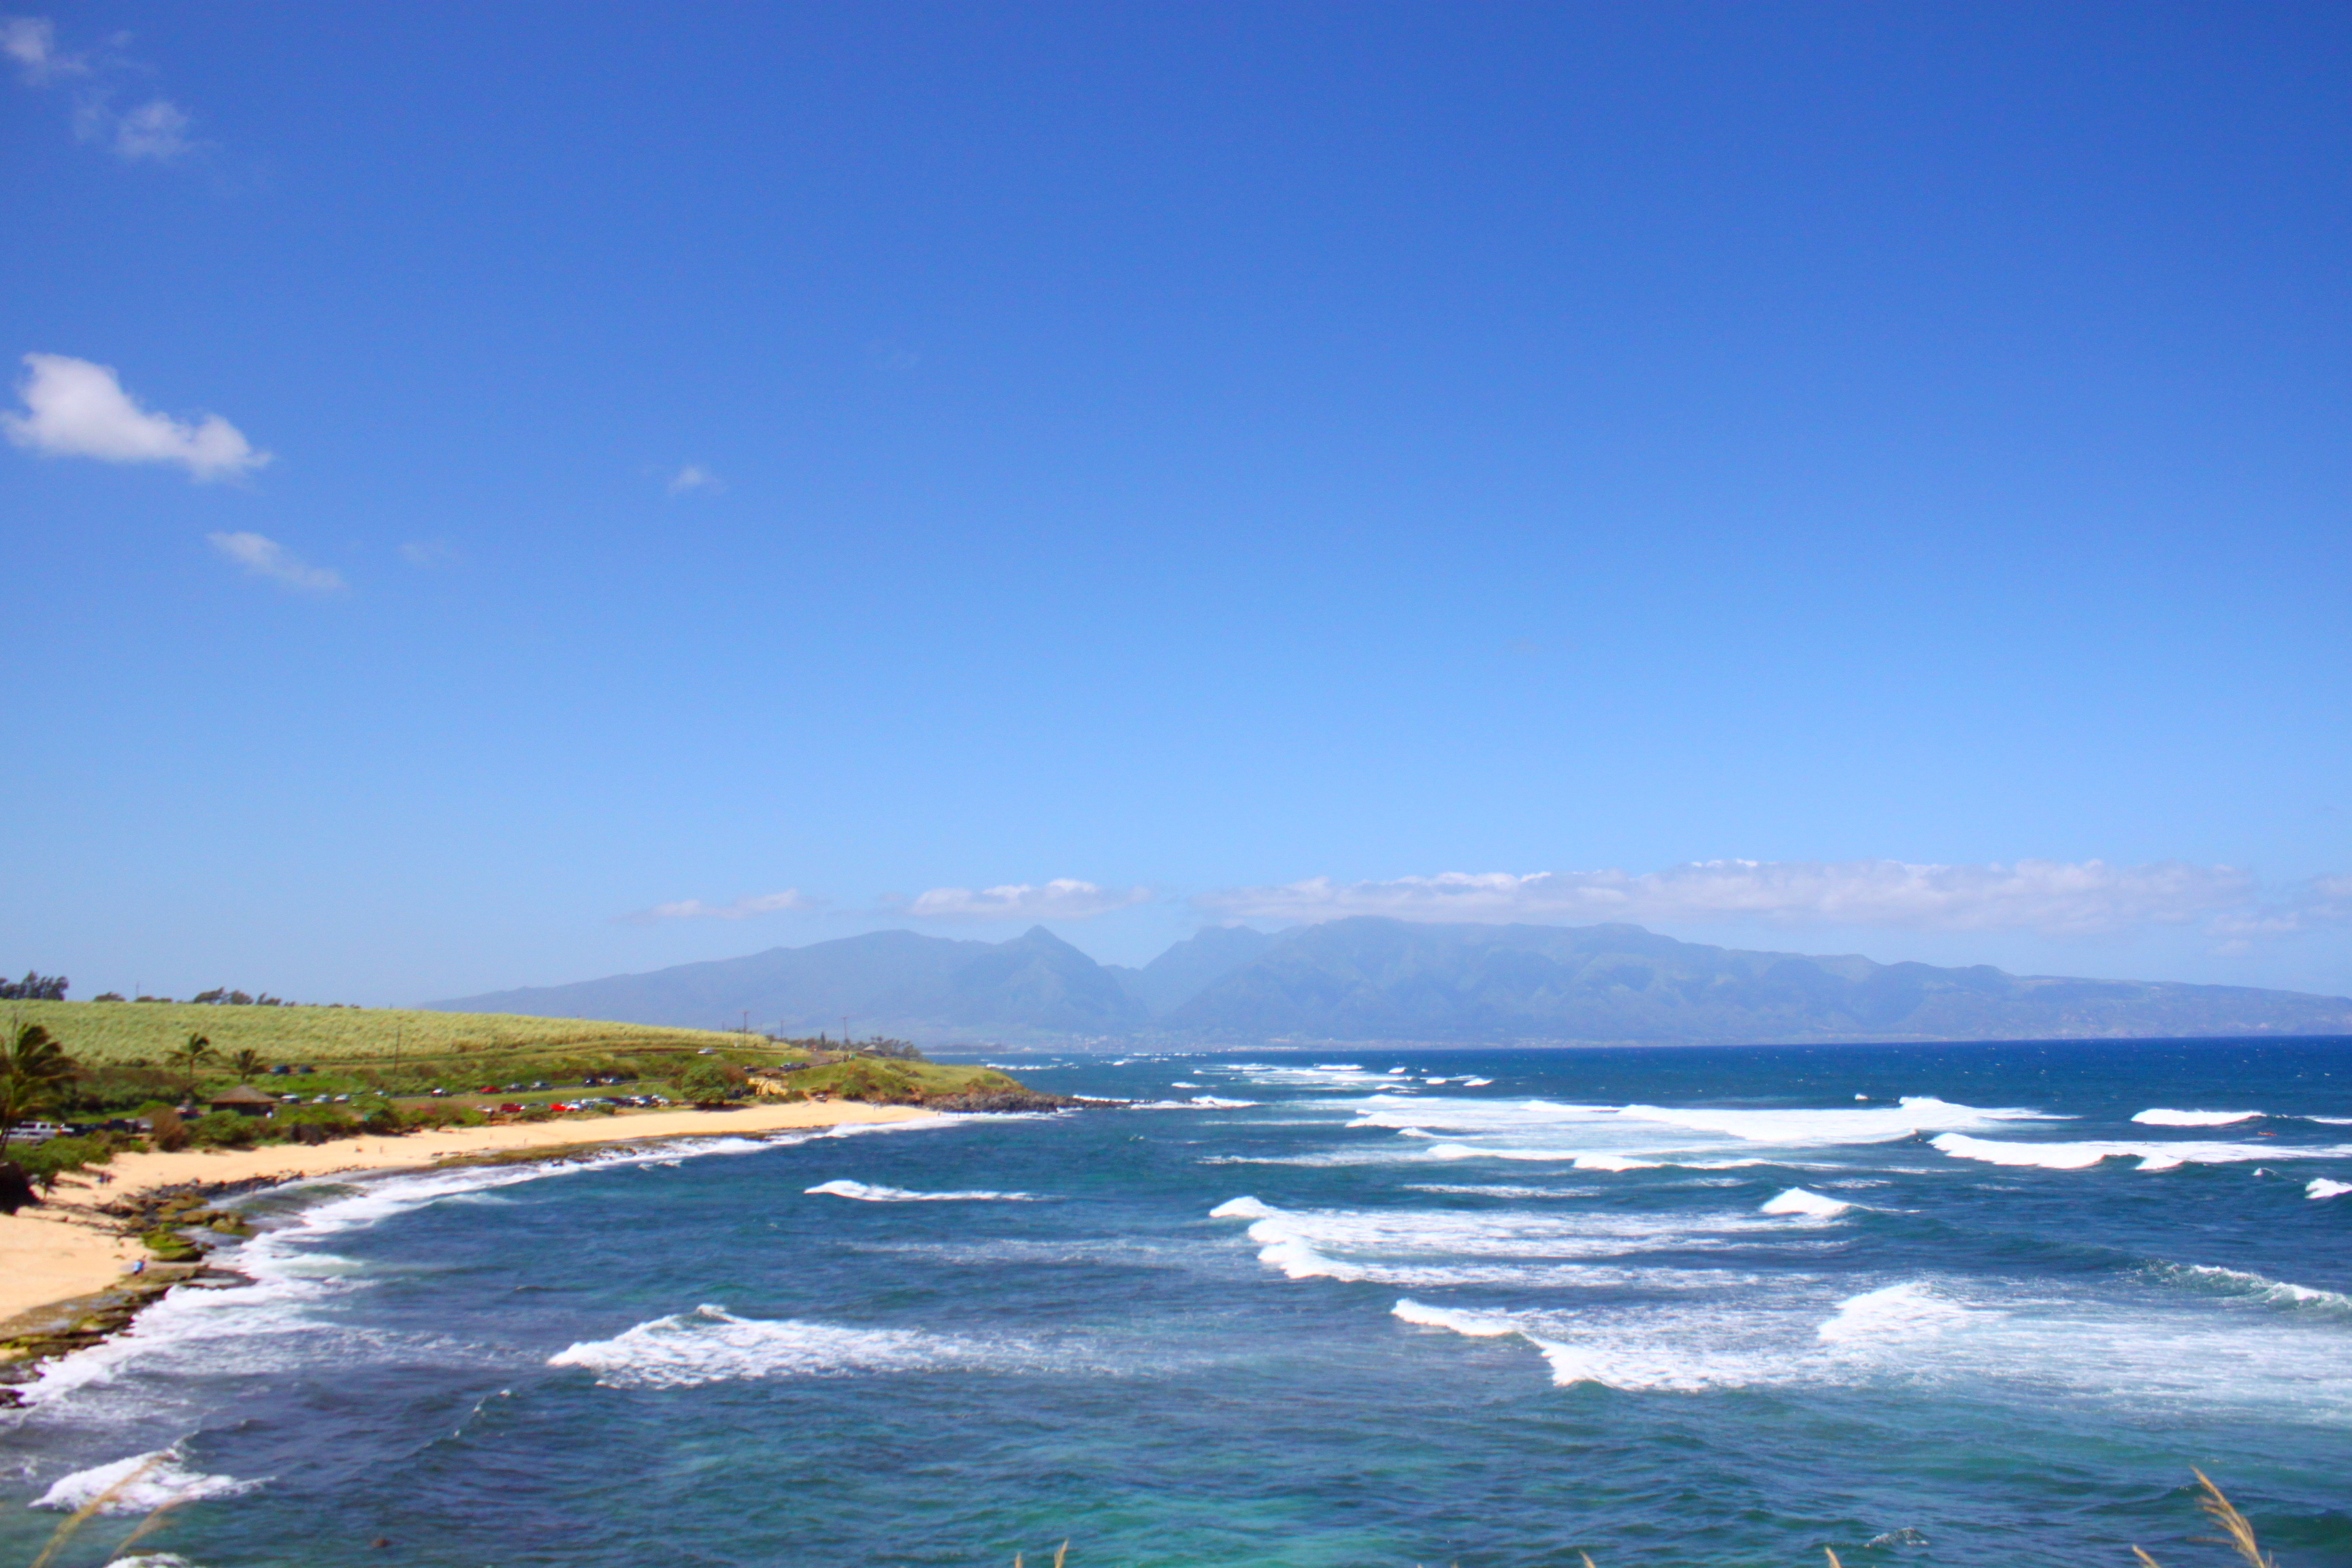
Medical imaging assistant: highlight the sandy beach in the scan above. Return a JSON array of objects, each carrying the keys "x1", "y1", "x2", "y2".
[{"x1": 0, "y1": 1100, "x2": 936, "y2": 1325}]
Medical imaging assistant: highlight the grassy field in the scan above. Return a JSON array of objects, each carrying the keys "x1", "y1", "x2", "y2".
[{"x1": 0, "y1": 999, "x2": 761, "y2": 1068}]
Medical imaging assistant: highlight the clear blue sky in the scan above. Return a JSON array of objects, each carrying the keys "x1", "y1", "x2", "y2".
[{"x1": 5, "y1": 2, "x2": 2348, "y2": 1004}]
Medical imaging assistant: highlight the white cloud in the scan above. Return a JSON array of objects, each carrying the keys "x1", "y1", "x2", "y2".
[
  {"x1": 625, "y1": 890, "x2": 814, "y2": 924},
  {"x1": 1197, "y1": 860, "x2": 2264, "y2": 937},
  {"x1": 668, "y1": 464, "x2": 723, "y2": 495},
  {"x1": 2, "y1": 15, "x2": 83, "y2": 83},
  {"x1": 4, "y1": 353, "x2": 270, "y2": 480},
  {"x1": 207, "y1": 532, "x2": 344, "y2": 593},
  {"x1": 902, "y1": 879, "x2": 1153, "y2": 922},
  {"x1": 107, "y1": 97, "x2": 192, "y2": 160}
]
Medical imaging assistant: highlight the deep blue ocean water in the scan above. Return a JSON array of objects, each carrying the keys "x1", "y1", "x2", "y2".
[{"x1": 5, "y1": 1039, "x2": 2350, "y2": 1568}]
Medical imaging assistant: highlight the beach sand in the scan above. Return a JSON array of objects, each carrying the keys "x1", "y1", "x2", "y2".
[{"x1": 0, "y1": 1100, "x2": 934, "y2": 1324}]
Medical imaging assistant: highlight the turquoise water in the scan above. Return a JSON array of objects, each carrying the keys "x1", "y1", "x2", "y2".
[{"x1": 5, "y1": 1040, "x2": 2350, "y2": 1567}]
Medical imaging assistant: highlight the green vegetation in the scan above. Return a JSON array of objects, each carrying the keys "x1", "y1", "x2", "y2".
[
  {"x1": 0, "y1": 998, "x2": 757, "y2": 1066},
  {"x1": 0, "y1": 1022, "x2": 76, "y2": 1154},
  {"x1": 784, "y1": 1057, "x2": 1032, "y2": 1103}
]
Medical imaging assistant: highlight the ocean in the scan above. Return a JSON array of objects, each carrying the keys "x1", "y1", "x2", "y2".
[{"x1": 5, "y1": 1039, "x2": 2349, "y2": 1567}]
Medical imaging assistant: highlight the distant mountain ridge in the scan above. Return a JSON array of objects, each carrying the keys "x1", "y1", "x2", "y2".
[{"x1": 426, "y1": 917, "x2": 2352, "y2": 1045}]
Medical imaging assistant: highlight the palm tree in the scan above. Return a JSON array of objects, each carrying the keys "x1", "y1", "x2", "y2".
[
  {"x1": 229, "y1": 1047, "x2": 267, "y2": 1082},
  {"x1": 165, "y1": 1032, "x2": 216, "y2": 1098},
  {"x1": 0, "y1": 1022, "x2": 78, "y2": 1155}
]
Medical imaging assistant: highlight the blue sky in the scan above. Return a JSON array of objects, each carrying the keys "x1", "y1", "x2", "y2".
[{"x1": 4, "y1": 2, "x2": 2349, "y2": 1004}]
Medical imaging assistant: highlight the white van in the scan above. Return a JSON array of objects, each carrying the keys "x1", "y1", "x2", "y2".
[{"x1": 5, "y1": 1121, "x2": 68, "y2": 1145}]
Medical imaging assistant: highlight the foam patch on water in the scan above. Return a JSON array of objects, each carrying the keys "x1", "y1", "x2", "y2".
[
  {"x1": 1761, "y1": 1188, "x2": 1852, "y2": 1219},
  {"x1": 1134, "y1": 1096, "x2": 1261, "y2": 1109},
  {"x1": 2132, "y1": 1109, "x2": 2262, "y2": 1126},
  {"x1": 1209, "y1": 1196, "x2": 1276, "y2": 1219},
  {"x1": 1815, "y1": 1282, "x2": 1973, "y2": 1343},
  {"x1": 1230, "y1": 1203, "x2": 1799, "y2": 1290},
  {"x1": 805, "y1": 1180, "x2": 1034, "y2": 1202},
  {"x1": 548, "y1": 1305, "x2": 1032, "y2": 1388},
  {"x1": 2309, "y1": 1178, "x2": 2351, "y2": 1200},
  {"x1": 34, "y1": 1450, "x2": 261, "y2": 1514},
  {"x1": 1930, "y1": 1133, "x2": 2352, "y2": 1171}
]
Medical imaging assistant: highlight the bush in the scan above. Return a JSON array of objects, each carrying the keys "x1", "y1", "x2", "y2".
[
  {"x1": 672, "y1": 1060, "x2": 744, "y2": 1107},
  {"x1": 187, "y1": 1111, "x2": 262, "y2": 1149},
  {"x1": 146, "y1": 1106, "x2": 188, "y2": 1152}
]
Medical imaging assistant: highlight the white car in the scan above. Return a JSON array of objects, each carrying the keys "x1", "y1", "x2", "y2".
[{"x1": 6, "y1": 1121, "x2": 68, "y2": 1145}]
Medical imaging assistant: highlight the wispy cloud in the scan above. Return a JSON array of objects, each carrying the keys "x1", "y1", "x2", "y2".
[
  {"x1": 398, "y1": 539, "x2": 459, "y2": 568},
  {"x1": 900, "y1": 879, "x2": 1153, "y2": 922},
  {"x1": 5, "y1": 353, "x2": 270, "y2": 480},
  {"x1": 1, "y1": 15, "x2": 84, "y2": 84},
  {"x1": 7, "y1": 17, "x2": 206, "y2": 162},
  {"x1": 1197, "y1": 860, "x2": 2274, "y2": 937},
  {"x1": 624, "y1": 890, "x2": 815, "y2": 924},
  {"x1": 207, "y1": 532, "x2": 344, "y2": 593},
  {"x1": 81, "y1": 95, "x2": 194, "y2": 161},
  {"x1": 667, "y1": 463, "x2": 723, "y2": 495}
]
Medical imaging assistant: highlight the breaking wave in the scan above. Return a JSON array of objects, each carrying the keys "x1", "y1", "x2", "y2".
[
  {"x1": 804, "y1": 1179, "x2": 1035, "y2": 1202},
  {"x1": 2309, "y1": 1178, "x2": 2352, "y2": 1200},
  {"x1": 1761, "y1": 1187, "x2": 1852, "y2": 1219},
  {"x1": 1930, "y1": 1133, "x2": 2352, "y2": 1171},
  {"x1": 35, "y1": 1450, "x2": 261, "y2": 1514},
  {"x1": 547, "y1": 1305, "x2": 1040, "y2": 1388},
  {"x1": 2132, "y1": 1109, "x2": 2262, "y2": 1126}
]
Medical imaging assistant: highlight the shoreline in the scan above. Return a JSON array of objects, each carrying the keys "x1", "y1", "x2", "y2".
[{"x1": 0, "y1": 1100, "x2": 938, "y2": 1332}]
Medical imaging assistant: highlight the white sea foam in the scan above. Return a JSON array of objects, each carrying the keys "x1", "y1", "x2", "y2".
[
  {"x1": 2309, "y1": 1179, "x2": 2352, "y2": 1200},
  {"x1": 1209, "y1": 1196, "x2": 1276, "y2": 1219},
  {"x1": 1930, "y1": 1133, "x2": 2352, "y2": 1171},
  {"x1": 1392, "y1": 1297, "x2": 1520, "y2": 1336},
  {"x1": 2132, "y1": 1109, "x2": 2261, "y2": 1126},
  {"x1": 804, "y1": 1179, "x2": 1034, "y2": 1202},
  {"x1": 1170, "y1": 1081, "x2": 1203, "y2": 1088},
  {"x1": 1761, "y1": 1187, "x2": 1852, "y2": 1219},
  {"x1": 1335, "y1": 1092, "x2": 2059, "y2": 1170},
  {"x1": 2306, "y1": 1116, "x2": 2352, "y2": 1126},
  {"x1": 547, "y1": 1305, "x2": 1030, "y2": 1388},
  {"x1": 1460, "y1": 1077, "x2": 1495, "y2": 1087},
  {"x1": 34, "y1": 1450, "x2": 260, "y2": 1514},
  {"x1": 1815, "y1": 1282, "x2": 1972, "y2": 1344},
  {"x1": 1134, "y1": 1095, "x2": 1261, "y2": 1109}
]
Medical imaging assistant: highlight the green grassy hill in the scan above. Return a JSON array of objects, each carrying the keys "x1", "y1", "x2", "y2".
[{"x1": 1, "y1": 999, "x2": 757, "y2": 1067}]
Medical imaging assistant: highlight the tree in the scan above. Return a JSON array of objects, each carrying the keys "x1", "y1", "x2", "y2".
[
  {"x1": 165, "y1": 1032, "x2": 217, "y2": 1098},
  {"x1": 672, "y1": 1059, "x2": 742, "y2": 1107},
  {"x1": 229, "y1": 1047, "x2": 267, "y2": 1082},
  {"x1": 0, "y1": 1022, "x2": 78, "y2": 1154},
  {"x1": 0, "y1": 973, "x2": 68, "y2": 1002}
]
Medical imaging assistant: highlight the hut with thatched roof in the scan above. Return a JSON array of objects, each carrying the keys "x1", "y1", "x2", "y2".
[{"x1": 208, "y1": 1084, "x2": 278, "y2": 1117}]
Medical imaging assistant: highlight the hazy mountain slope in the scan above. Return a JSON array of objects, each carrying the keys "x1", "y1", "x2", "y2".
[
  {"x1": 1107, "y1": 924, "x2": 1277, "y2": 1014},
  {"x1": 429, "y1": 917, "x2": 2352, "y2": 1043},
  {"x1": 429, "y1": 926, "x2": 1145, "y2": 1036},
  {"x1": 1165, "y1": 919, "x2": 2352, "y2": 1042}
]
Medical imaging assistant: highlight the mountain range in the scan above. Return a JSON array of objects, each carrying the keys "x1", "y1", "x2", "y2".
[{"x1": 426, "y1": 918, "x2": 2352, "y2": 1045}]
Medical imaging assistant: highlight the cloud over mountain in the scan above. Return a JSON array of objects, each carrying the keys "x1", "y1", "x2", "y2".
[
  {"x1": 901, "y1": 879, "x2": 1152, "y2": 921},
  {"x1": 1198, "y1": 860, "x2": 2263, "y2": 936}
]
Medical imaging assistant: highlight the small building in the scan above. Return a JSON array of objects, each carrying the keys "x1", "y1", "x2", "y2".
[{"x1": 208, "y1": 1085, "x2": 278, "y2": 1118}]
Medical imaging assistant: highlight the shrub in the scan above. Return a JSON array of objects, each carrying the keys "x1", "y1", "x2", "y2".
[
  {"x1": 187, "y1": 1111, "x2": 262, "y2": 1149},
  {"x1": 146, "y1": 1106, "x2": 188, "y2": 1152},
  {"x1": 672, "y1": 1059, "x2": 743, "y2": 1107}
]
